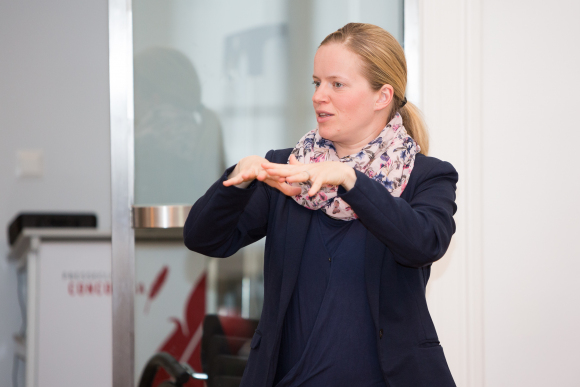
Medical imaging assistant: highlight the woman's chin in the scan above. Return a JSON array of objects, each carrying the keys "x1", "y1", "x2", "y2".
[{"x1": 318, "y1": 126, "x2": 339, "y2": 141}]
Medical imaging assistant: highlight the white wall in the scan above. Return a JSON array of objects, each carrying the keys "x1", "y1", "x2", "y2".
[
  {"x1": 420, "y1": 0, "x2": 580, "y2": 385},
  {"x1": 420, "y1": 0, "x2": 481, "y2": 383},
  {"x1": 0, "y1": 1, "x2": 111, "y2": 384},
  {"x1": 482, "y1": 1, "x2": 580, "y2": 385}
]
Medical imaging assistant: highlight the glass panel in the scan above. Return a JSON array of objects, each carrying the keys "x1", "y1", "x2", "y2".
[{"x1": 132, "y1": 0, "x2": 403, "y2": 384}]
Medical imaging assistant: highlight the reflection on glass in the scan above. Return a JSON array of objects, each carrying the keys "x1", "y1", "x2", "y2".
[
  {"x1": 134, "y1": 47, "x2": 225, "y2": 205},
  {"x1": 132, "y1": 0, "x2": 403, "y2": 384}
]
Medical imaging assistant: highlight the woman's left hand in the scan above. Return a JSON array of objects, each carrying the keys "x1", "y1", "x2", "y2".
[{"x1": 261, "y1": 154, "x2": 357, "y2": 197}]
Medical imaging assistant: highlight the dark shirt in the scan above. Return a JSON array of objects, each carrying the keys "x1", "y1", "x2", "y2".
[{"x1": 274, "y1": 210, "x2": 387, "y2": 387}]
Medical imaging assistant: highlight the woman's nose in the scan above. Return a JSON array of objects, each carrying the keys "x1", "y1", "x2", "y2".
[{"x1": 312, "y1": 85, "x2": 328, "y2": 104}]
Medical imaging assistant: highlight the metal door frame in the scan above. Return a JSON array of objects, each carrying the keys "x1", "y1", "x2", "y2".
[{"x1": 109, "y1": 0, "x2": 135, "y2": 385}]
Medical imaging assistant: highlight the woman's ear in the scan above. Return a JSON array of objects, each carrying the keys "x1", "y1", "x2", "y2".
[{"x1": 375, "y1": 84, "x2": 394, "y2": 111}]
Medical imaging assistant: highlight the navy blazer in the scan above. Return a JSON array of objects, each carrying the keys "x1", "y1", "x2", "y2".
[{"x1": 184, "y1": 148, "x2": 458, "y2": 387}]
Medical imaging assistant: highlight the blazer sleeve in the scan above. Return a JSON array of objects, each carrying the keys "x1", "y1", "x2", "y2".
[
  {"x1": 183, "y1": 150, "x2": 273, "y2": 258},
  {"x1": 337, "y1": 159, "x2": 458, "y2": 268}
]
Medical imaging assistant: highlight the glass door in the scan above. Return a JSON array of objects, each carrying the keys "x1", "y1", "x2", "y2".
[{"x1": 109, "y1": 1, "x2": 404, "y2": 385}]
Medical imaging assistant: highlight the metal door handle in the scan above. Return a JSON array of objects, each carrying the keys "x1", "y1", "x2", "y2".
[{"x1": 132, "y1": 205, "x2": 192, "y2": 229}]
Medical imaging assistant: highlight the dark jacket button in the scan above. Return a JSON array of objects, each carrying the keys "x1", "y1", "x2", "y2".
[{"x1": 379, "y1": 329, "x2": 383, "y2": 339}]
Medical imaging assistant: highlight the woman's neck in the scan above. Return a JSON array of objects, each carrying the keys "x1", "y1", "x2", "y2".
[{"x1": 333, "y1": 124, "x2": 385, "y2": 158}]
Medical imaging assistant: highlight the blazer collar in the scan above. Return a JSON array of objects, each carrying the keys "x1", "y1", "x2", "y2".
[{"x1": 276, "y1": 201, "x2": 314, "y2": 329}]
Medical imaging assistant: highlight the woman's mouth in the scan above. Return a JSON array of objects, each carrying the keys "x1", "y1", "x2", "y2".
[{"x1": 316, "y1": 111, "x2": 334, "y2": 123}]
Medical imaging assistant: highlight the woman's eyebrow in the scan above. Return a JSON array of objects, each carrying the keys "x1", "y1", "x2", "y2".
[{"x1": 312, "y1": 75, "x2": 347, "y2": 80}]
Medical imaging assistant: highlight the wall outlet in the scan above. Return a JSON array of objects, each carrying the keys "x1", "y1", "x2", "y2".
[{"x1": 16, "y1": 149, "x2": 43, "y2": 178}]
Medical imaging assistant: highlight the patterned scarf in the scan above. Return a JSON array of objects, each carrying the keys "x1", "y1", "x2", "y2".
[{"x1": 290, "y1": 112, "x2": 420, "y2": 221}]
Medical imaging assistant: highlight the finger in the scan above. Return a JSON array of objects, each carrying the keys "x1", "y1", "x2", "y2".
[
  {"x1": 308, "y1": 179, "x2": 323, "y2": 197},
  {"x1": 263, "y1": 179, "x2": 301, "y2": 196},
  {"x1": 260, "y1": 161, "x2": 282, "y2": 169},
  {"x1": 223, "y1": 174, "x2": 245, "y2": 186},
  {"x1": 260, "y1": 169, "x2": 274, "y2": 181},
  {"x1": 288, "y1": 154, "x2": 303, "y2": 165},
  {"x1": 285, "y1": 171, "x2": 309, "y2": 183},
  {"x1": 261, "y1": 176, "x2": 285, "y2": 185},
  {"x1": 262, "y1": 166, "x2": 301, "y2": 178},
  {"x1": 278, "y1": 182, "x2": 302, "y2": 196},
  {"x1": 241, "y1": 168, "x2": 257, "y2": 180},
  {"x1": 225, "y1": 166, "x2": 260, "y2": 186}
]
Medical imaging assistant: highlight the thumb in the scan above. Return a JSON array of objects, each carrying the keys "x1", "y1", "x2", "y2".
[{"x1": 289, "y1": 154, "x2": 302, "y2": 165}]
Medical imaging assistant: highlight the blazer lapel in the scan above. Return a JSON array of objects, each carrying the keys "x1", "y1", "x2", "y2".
[
  {"x1": 276, "y1": 202, "x2": 313, "y2": 329},
  {"x1": 365, "y1": 232, "x2": 385, "y2": 330}
]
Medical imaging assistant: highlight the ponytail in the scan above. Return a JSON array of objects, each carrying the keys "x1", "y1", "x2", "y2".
[{"x1": 399, "y1": 101, "x2": 429, "y2": 155}]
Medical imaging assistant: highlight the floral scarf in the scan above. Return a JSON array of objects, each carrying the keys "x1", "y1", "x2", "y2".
[{"x1": 289, "y1": 112, "x2": 420, "y2": 221}]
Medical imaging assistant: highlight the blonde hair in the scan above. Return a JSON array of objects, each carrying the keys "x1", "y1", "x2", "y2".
[{"x1": 320, "y1": 23, "x2": 429, "y2": 155}]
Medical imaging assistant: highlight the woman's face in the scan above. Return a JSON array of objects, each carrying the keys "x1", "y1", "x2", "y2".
[{"x1": 312, "y1": 43, "x2": 389, "y2": 148}]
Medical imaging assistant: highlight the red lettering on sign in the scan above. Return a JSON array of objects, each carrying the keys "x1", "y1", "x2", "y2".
[{"x1": 67, "y1": 281, "x2": 113, "y2": 296}]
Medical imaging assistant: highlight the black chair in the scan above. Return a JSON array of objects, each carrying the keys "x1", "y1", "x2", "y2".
[
  {"x1": 139, "y1": 315, "x2": 259, "y2": 387},
  {"x1": 202, "y1": 315, "x2": 259, "y2": 387},
  {"x1": 138, "y1": 352, "x2": 198, "y2": 387}
]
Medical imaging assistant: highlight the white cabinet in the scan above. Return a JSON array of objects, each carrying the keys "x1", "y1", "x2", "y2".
[{"x1": 9, "y1": 229, "x2": 112, "y2": 387}]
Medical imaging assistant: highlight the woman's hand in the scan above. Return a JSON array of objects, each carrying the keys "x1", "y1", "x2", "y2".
[
  {"x1": 223, "y1": 155, "x2": 302, "y2": 196},
  {"x1": 262, "y1": 154, "x2": 357, "y2": 197}
]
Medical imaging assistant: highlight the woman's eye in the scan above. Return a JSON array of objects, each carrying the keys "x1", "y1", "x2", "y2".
[
  {"x1": 312, "y1": 81, "x2": 320, "y2": 87},
  {"x1": 334, "y1": 82, "x2": 343, "y2": 88}
]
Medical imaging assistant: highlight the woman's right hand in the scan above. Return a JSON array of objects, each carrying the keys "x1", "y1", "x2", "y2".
[{"x1": 223, "y1": 155, "x2": 302, "y2": 196}]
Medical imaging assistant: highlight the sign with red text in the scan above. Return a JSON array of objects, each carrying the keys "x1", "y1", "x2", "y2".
[{"x1": 134, "y1": 241, "x2": 208, "y2": 386}]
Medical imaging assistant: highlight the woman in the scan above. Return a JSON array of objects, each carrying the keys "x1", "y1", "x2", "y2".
[{"x1": 184, "y1": 23, "x2": 457, "y2": 387}]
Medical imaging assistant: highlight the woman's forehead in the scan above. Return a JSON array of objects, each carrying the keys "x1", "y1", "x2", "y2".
[{"x1": 313, "y1": 43, "x2": 363, "y2": 79}]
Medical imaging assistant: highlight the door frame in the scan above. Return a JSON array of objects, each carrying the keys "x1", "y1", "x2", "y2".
[{"x1": 109, "y1": 0, "x2": 135, "y2": 385}]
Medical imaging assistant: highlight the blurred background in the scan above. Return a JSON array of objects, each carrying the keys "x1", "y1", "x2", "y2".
[{"x1": 0, "y1": 0, "x2": 579, "y2": 386}]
